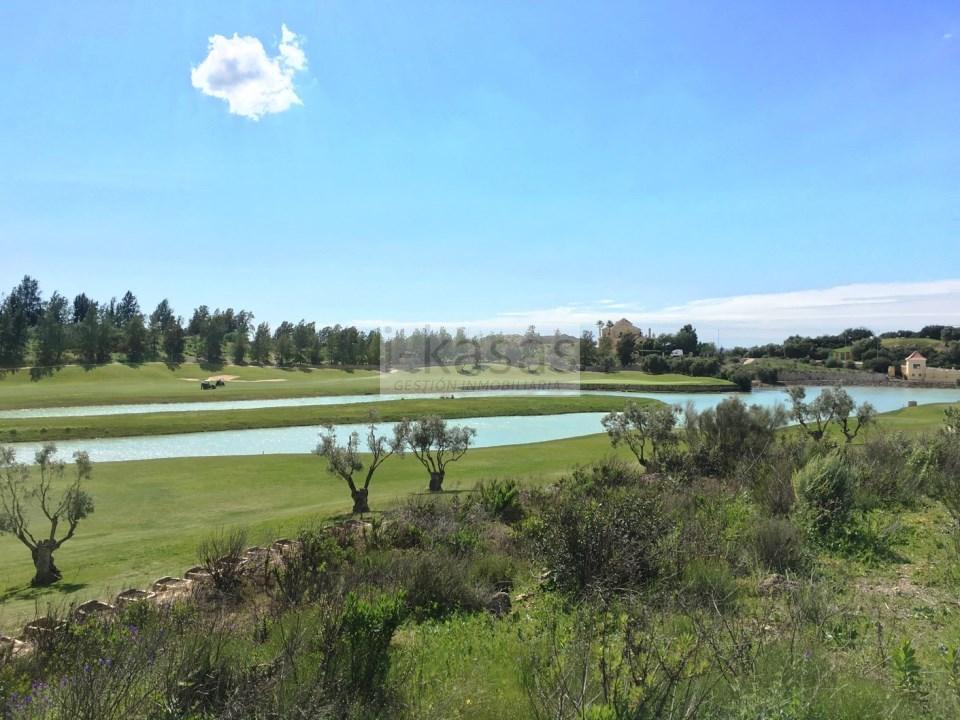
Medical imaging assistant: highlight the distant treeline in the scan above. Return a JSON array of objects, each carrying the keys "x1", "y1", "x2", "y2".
[
  {"x1": 738, "y1": 326, "x2": 960, "y2": 372},
  {"x1": 2, "y1": 275, "x2": 957, "y2": 374},
  {"x1": 0, "y1": 276, "x2": 381, "y2": 368}
]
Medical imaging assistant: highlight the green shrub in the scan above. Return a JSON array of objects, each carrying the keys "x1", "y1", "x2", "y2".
[
  {"x1": 682, "y1": 558, "x2": 738, "y2": 611},
  {"x1": 332, "y1": 592, "x2": 406, "y2": 705},
  {"x1": 382, "y1": 520, "x2": 425, "y2": 549},
  {"x1": 468, "y1": 552, "x2": 519, "y2": 592},
  {"x1": 793, "y1": 452, "x2": 855, "y2": 539},
  {"x1": 852, "y1": 433, "x2": 921, "y2": 509},
  {"x1": 533, "y1": 476, "x2": 667, "y2": 595},
  {"x1": 196, "y1": 527, "x2": 249, "y2": 595},
  {"x1": 396, "y1": 552, "x2": 485, "y2": 619},
  {"x1": 753, "y1": 517, "x2": 806, "y2": 573},
  {"x1": 477, "y1": 478, "x2": 523, "y2": 522},
  {"x1": 272, "y1": 528, "x2": 347, "y2": 605}
]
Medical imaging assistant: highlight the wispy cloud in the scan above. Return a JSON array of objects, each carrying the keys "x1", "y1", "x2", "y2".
[
  {"x1": 358, "y1": 280, "x2": 960, "y2": 345},
  {"x1": 191, "y1": 24, "x2": 307, "y2": 120}
]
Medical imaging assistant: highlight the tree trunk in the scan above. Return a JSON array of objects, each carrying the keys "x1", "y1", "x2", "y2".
[
  {"x1": 351, "y1": 488, "x2": 370, "y2": 514},
  {"x1": 428, "y1": 471, "x2": 445, "y2": 492},
  {"x1": 31, "y1": 541, "x2": 62, "y2": 587}
]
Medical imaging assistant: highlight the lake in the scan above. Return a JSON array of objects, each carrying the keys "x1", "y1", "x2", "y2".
[{"x1": 5, "y1": 385, "x2": 958, "y2": 463}]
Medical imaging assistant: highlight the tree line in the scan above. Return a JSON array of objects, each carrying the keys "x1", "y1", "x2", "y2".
[{"x1": 0, "y1": 276, "x2": 381, "y2": 369}]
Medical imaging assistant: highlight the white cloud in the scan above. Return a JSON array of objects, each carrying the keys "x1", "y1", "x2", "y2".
[
  {"x1": 191, "y1": 24, "x2": 307, "y2": 120},
  {"x1": 358, "y1": 280, "x2": 960, "y2": 346}
]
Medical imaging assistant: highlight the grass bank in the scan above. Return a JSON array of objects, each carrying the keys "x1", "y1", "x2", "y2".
[
  {"x1": 0, "y1": 362, "x2": 731, "y2": 411},
  {"x1": 0, "y1": 395, "x2": 659, "y2": 443}
]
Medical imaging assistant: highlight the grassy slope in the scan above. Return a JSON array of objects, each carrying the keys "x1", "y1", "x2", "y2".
[
  {"x1": 0, "y1": 362, "x2": 731, "y2": 411},
  {"x1": 1, "y1": 401, "x2": 955, "y2": 629},
  {"x1": 881, "y1": 336, "x2": 944, "y2": 351},
  {"x1": 0, "y1": 395, "x2": 658, "y2": 443}
]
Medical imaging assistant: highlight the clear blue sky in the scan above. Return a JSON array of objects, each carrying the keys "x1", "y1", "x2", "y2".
[{"x1": 1, "y1": 2, "x2": 958, "y2": 342}]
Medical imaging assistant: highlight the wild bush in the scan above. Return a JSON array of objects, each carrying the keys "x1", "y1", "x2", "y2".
[
  {"x1": 394, "y1": 552, "x2": 485, "y2": 619},
  {"x1": 532, "y1": 477, "x2": 667, "y2": 595},
  {"x1": 683, "y1": 397, "x2": 786, "y2": 478},
  {"x1": 852, "y1": 432, "x2": 921, "y2": 509},
  {"x1": 476, "y1": 478, "x2": 523, "y2": 522},
  {"x1": 273, "y1": 528, "x2": 348, "y2": 605},
  {"x1": 327, "y1": 592, "x2": 406, "y2": 708},
  {"x1": 793, "y1": 452, "x2": 855, "y2": 540},
  {"x1": 467, "y1": 551, "x2": 519, "y2": 592},
  {"x1": 752, "y1": 517, "x2": 806, "y2": 573},
  {"x1": 682, "y1": 558, "x2": 739, "y2": 612},
  {"x1": 196, "y1": 527, "x2": 249, "y2": 595}
]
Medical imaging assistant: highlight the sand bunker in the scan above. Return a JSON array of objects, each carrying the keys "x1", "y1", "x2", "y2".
[{"x1": 179, "y1": 375, "x2": 287, "y2": 383}]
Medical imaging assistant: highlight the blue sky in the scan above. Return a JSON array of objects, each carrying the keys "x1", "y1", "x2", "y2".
[{"x1": 1, "y1": 2, "x2": 958, "y2": 343}]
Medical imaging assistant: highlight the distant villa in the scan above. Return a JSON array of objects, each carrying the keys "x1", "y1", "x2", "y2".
[
  {"x1": 899, "y1": 351, "x2": 960, "y2": 383},
  {"x1": 600, "y1": 318, "x2": 643, "y2": 342}
]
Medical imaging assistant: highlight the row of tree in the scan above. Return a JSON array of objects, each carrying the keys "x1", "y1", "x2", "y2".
[
  {"x1": 579, "y1": 323, "x2": 710, "y2": 371},
  {"x1": 0, "y1": 412, "x2": 477, "y2": 587},
  {"x1": 601, "y1": 386, "x2": 877, "y2": 476},
  {"x1": 741, "y1": 326, "x2": 960, "y2": 371},
  {"x1": 0, "y1": 276, "x2": 381, "y2": 368}
]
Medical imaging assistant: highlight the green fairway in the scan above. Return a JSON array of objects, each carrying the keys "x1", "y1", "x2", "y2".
[
  {"x1": 0, "y1": 362, "x2": 382, "y2": 410},
  {"x1": 0, "y1": 362, "x2": 731, "y2": 411},
  {"x1": 0, "y1": 434, "x2": 624, "y2": 629},
  {"x1": 0, "y1": 395, "x2": 657, "y2": 443}
]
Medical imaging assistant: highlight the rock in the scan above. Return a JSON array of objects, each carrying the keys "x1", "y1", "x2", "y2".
[
  {"x1": 115, "y1": 589, "x2": 156, "y2": 606},
  {"x1": 0, "y1": 635, "x2": 30, "y2": 658},
  {"x1": 487, "y1": 591, "x2": 512, "y2": 617},
  {"x1": 74, "y1": 600, "x2": 116, "y2": 621},
  {"x1": 152, "y1": 576, "x2": 185, "y2": 592},
  {"x1": 184, "y1": 566, "x2": 212, "y2": 582},
  {"x1": 758, "y1": 573, "x2": 798, "y2": 596},
  {"x1": 22, "y1": 617, "x2": 66, "y2": 641}
]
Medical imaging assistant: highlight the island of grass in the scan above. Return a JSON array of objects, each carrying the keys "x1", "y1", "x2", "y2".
[
  {"x1": 0, "y1": 394, "x2": 660, "y2": 443},
  {"x1": 0, "y1": 361, "x2": 733, "y2": 411}
]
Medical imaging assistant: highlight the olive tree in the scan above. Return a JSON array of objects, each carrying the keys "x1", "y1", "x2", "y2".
[
  {"x1": 396, "y1": 416, "x2": 476, "y2": 492},
  {"x1": 601, "y1": 402, "x2": 677, "y2": 466},
  {"x1": 0, "y1": 444, "x2": 94, "y2": 586},
  {"x1": 785, "y1": 386, "x2": 835, "y2": 441},
  {"x1": 314, "y1": 418, "x2": 405, "y2": 514},
  {"x1": 819, "y1": 387, "x2": 876, "y2": 443}
]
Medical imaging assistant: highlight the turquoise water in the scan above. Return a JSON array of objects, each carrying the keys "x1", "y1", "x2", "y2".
[{"x1": 5, "y1": 385, "x2": 958, "y2": 463}]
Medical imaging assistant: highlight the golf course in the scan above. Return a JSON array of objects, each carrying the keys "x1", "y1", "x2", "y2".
[
  {"x1": 0, "y1": 361, "x2": 732, "y2": 411},
  {"x1": 0, "y1": 356, "x2": 956, "y2": 627}
]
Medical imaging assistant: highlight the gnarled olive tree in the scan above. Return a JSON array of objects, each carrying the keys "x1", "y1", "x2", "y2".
[
  {"x1": 601, "y1": 401, "x2": 677, "y2": 466},
  {"x1": 397, "y1": 416, "x2": 476, "y2": 492},
  {"x1": 314, "y1": 418, "x2": 406, "y2": 514},
  {"x1": 0, "y1": 444, "x2": 94, "y2": 586}
]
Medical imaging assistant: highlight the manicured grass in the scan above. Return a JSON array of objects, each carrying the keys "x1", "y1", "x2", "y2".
[
  {"x1": 0, "y1": 434, "x2": 626, "y2": 629},
  {"x1": 0, "y1": 362, "x2": 731, "y2": 411},
  {"x1": 0, "y1": 395, "x2": 657, "y2": 443},
  {"x1": 0, "y1": 362, "x2": 383, "y2": 410},
  {"x1": 863, "y1": 401, "x2": 959, "y2": 433}
]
